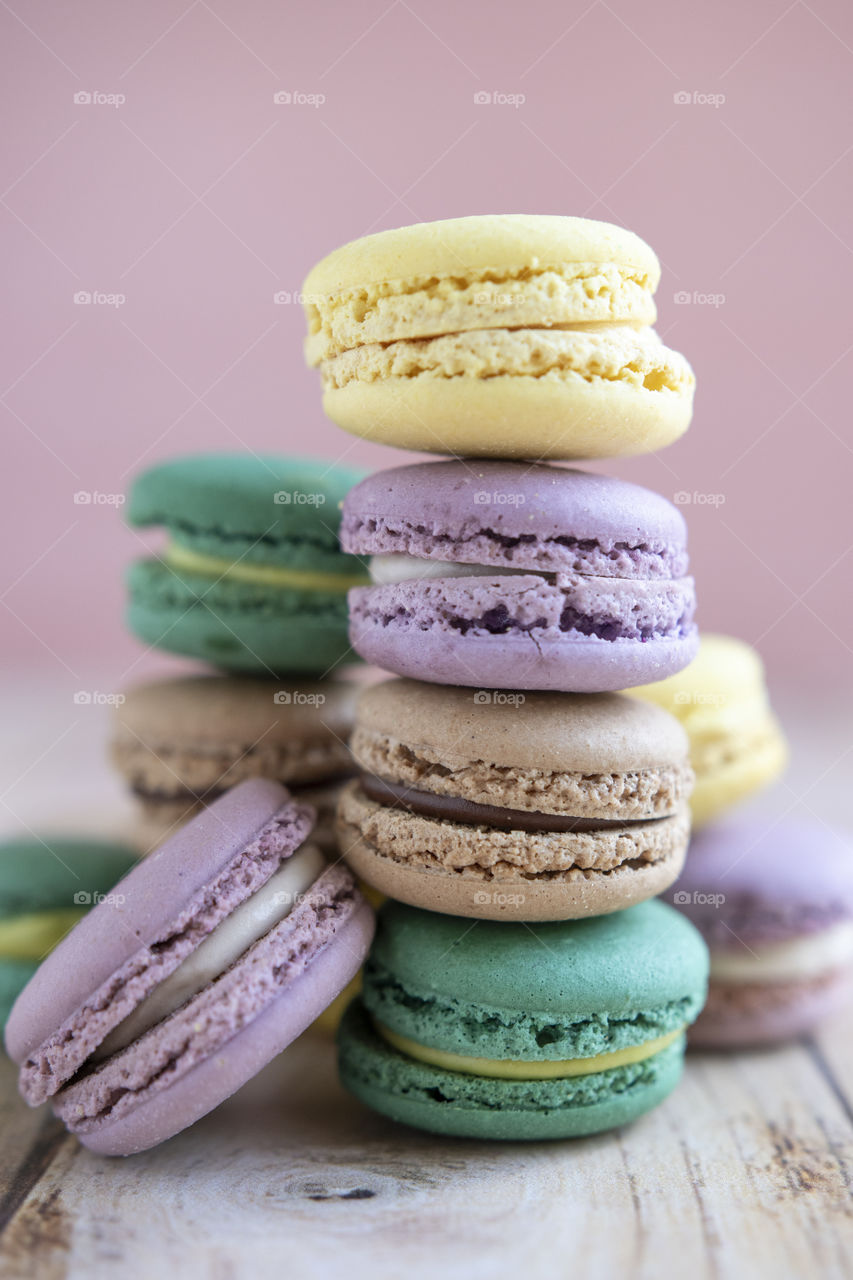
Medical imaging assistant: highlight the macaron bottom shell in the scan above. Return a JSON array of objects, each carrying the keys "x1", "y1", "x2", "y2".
[
  {"x1": 690, "y1": 731, "x2": 789, "y2": 828},
  {"x1": 127, "y1": 561, "x2": 354, "y2": 675},
  {"x1": 689, "y1": 969, "x2": 851, "y2": 1049},
  {"x1": 338, "y1": 1001, "x2": 686, "y2": 1140}
]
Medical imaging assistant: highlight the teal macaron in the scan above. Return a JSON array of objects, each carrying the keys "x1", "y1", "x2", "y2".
[
  {"x1": 126, "y1": 454, "x2": 368, "y2": 676},
  {"x1": 0, "y1": 837, "x2": 138, "y2": 1033},
  {"x1": 338, "y1": 899, "x2": 709, "y2": 1140}
]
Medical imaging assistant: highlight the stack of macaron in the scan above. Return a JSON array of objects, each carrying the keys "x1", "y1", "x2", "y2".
[
  {"x1": 302, "y1": 213, "x2": 714, "y2": 1138},
  {"x1": 116, "y1": 453, "x2": 372, "y2": 849}
]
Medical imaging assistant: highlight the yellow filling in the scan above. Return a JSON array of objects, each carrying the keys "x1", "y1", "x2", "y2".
[
  {"x1": 164, "y1": 542, "x2": 368, "y2": 591},
  {"x1": 376, "y1": 1021, "x2": 684, "y2": 1079},
  {"x1": 0, "y1": 909, "x2": 86, "y2": 959}
]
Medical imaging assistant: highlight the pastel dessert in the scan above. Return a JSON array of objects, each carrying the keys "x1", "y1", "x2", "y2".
[
  {"x1": 670, "y1": 817, "x2": 853, "y2": 1046},
  {"x1": 5, "y1": 780, "x2": 374, "y2": 1155},
  {"x1": 0, "y1": 837, "x2": 138, "y2": 1034},
  {"x1": 337, "y1": 677, "x2": 693, "y2": 920},
  {"x1": 341, "y1": 460, "x2": 698, "y2": 692},
  {"x1": 126, "y1": 454, "x2": 368, "y2": 675},
  {"x1": 303, "y1": 214, "x2": 695, "y2": 460},
  {"x1": 112, "y1": 673, "x2": 358, "y2": 850},
  {"x1": 630, "y1": 635, "x2": 787, "y2": 826},
  {"x1": 338, "y1": 899, "x2": 709, "y2": 1140}
]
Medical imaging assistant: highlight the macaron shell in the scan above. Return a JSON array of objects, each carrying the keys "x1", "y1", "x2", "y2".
[
  {"x1": 0, "y1": 838, "x2": 139, "y2": 921},
  {"x1": 338, "y1": 1000, "x2": 685, "y2": 1141},
  {"x1": 68, "y1": 899, "x2": 374, "y2": 1155},
  {"x1": 689, "y1": 969, "x2": 851, "y2": 1048},
  {"x1": 321, "y1": 368, "x2": 692, "y2": 461},
  {"x1": 689, "y1": 729, "x2": 788, "y2": 827}
]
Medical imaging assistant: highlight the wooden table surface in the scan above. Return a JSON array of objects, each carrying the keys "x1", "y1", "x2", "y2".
[{"x1": 1, "y1": 682, "x2": 852, "y2": 1278}]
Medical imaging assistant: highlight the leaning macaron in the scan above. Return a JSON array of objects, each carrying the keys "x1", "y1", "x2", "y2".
[
  {"x1": 0, "y1": 837, "x2": 138, "y2": 1034},
  {"x1": 630, "y1": 635, "x2": 787, "y2": 826},
  {"x1": 338, "y1": 899, "x2": 708, "y2": 1140},
  {"x1": 126, "y1": 454, "x2": 368, "y2": 675},
  {"x1": 112, "y1": 673, "x2": 358, "y2": 851},
  {"x1": 303, "y1": 214, "x2": 695, "y2": 460},
  {"x1": 670, "y1": 817, "x2": 853, "y2": 1047},
  {"x1": 5, "y1": 780, "x2": 374, "y2": 1155},
  {"x1": 341, "y1": 461, "x2": 698, "y2": 692},
  {"x1": 337, "y1": 678, "x2": 693, "y2": 921}
]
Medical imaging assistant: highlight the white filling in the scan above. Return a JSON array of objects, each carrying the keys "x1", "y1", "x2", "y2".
[
  {"x1": 95, "y1": 843, "x2": 326, "y2": 1059},
  {"x1": 368, "y1": 553, "x2": 540, "y2": 585},
  {"x1": 710, "y1": 920, "x2": 853, "y2": 985}
]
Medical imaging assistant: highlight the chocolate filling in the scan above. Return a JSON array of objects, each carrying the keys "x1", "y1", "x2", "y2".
[{"x1": 359, "y1": 774, "x2": 667, "y2": 834}]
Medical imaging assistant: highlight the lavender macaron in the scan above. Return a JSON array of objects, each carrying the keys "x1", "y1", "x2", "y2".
[
  {"x1": 4, "y1": 779, "x2": 374, "y2": 1155},
  {"x1": 670, "y1": 817, "x2": 853, "y2": 1046},
  {"x1": 341, "y1": 460, "x2": 698, "y2": 692}
]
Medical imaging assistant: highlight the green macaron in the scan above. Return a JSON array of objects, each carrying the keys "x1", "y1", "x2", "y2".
[
  {"x1": 126, "y1": 454, "x2": 367, "y2": 676},
  {"x1": 0, "y1": 837, "x2": 138, "y2": 1033},
  {"x1": 338, "y1": 899, "x2": 709, "y2": 1140}
]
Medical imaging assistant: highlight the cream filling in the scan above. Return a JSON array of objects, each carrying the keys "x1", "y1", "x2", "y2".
[
  {"x1": 375, "y1": 1020, "x2": 684, "y2": 1079},
  {"x1": 368, "y1": 553, "x2": 542, "y2": 586},
  {"x1": 709, "y1": 921, "x2": 853, "y2": 985},
  {"x1": 165, "y1": 542, "x2": 368, "y2": 591},
  {"x1": 95, "y1": 843, "x2": 326, "y2": 1060}
]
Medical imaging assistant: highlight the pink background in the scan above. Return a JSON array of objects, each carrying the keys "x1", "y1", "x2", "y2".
[{"x1": 3, "y1": 0, "x2": 851, "y2": 693}]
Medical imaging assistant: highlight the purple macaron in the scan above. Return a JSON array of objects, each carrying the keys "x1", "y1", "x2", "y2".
[
  {"x1": 340, "y1": 460, "x2": 698, "y2": 692},
  {"x1": 5, "y1": 779, "x2": 374, "y2": 1155},
  {"x1": 670, "y1": 816, "x2": 853, "y2": 1047}
]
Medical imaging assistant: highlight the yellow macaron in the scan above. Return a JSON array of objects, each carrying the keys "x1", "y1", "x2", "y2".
[
  {"x1": 303, "y1": 214, "x2": 695, "y2": 461},
  {"x1": 629, "y1": 634, "x2": 788, "y2": 827}
]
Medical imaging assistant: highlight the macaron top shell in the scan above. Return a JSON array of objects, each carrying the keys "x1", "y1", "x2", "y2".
[
  {"x1": 128, "y1": 453, "x2": 364, "y2": 573},
  {"x1": 354, "y1": 678, "x2": 688, "y2": 777},
  {"x1": 303, "y1": 214, "x2": 660, "y2": 297},
  {"x1": 115, "y1": 674, "x2": 358, "y2": 749},
  {"x1": 672, "y1": 817, "x2": 853, "y2": 946},
  {"x1": 5, "y1": 779, "x2": 312, "y2": 1089},
  {"x1": 0, "y1": 838, "x2": 138, "y2": 920},
  {"x1": 341, "y1": 461, "x2": 689, "y2": 579},
  {"x1": 364, "y1": 899, "x2": 708, "y2": 1058}
]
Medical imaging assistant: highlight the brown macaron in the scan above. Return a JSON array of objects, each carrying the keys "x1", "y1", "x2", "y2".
[
  {"x1": 113, "y1": 674, "x2": 358, "y2": 851},
  {"x1": 337, "y1": 678, "x2": 693, "y2": 921}
]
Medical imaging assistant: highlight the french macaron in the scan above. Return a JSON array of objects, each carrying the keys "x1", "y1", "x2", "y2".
[
  {"x1": 341, "y1": 460, "x2": 698, "y2": 692},
  {"x1": 630, "y1": 634, "x2": 787, "y2": 826},
  {"x1": 5, "y1": 780, "x2": 374, "y2": 1155},
  {"x1": 126, "y1": 454, "x2": 368, "y2": 675},
  {"x1": 0, "y1": 837, "x2": 138, "y2": 1034},
  {"x1": 338, "y1": 898, "x2": 709, "y2": 1140},
  {"x1": 336, "y1": 677, "x2": 693, "y2": 921},
  {"x1": 111, "y1": 673, "x2": 358, "y2": 851},
  {"x1": 303, "y1": 214, "x2": 695, "y2": 460},
  {"x1": 670, "y1": 817, "x2": 853, "y2": 1047}
]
